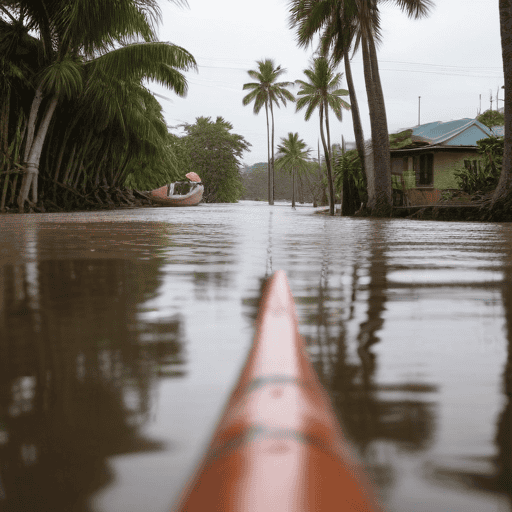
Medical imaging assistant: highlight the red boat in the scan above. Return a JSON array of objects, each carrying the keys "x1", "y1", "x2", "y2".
[
  {"x1": 173, "y1": 270, "x2": 382, "y2": 512},
  {"x1": 149, "y1": 172, "x2": 204, "y2": 206}
]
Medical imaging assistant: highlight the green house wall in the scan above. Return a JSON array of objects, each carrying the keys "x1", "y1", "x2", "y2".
[{"x1": 392, "y1": 151, "x2": 483, "y2": 191}]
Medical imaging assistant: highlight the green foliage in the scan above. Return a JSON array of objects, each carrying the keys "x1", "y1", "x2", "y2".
[
  {"x1": 124, "y1": 134, "x2": 180, "y2": 190},
  {"x1": 241, "y1": 161, "x2": 321, "y2": 203},
  {"x1": 242, "y1": 59, "x2": 295, "y2": 115},
  {"x1": 389, "y1": 129, "x2": 413, "y2": 149},
  {"x1": 0, "y1": 0, "x2": 197, "y2": 211},
  {"x1": 295, "y1": 57, "x2": 350, "y2": 122},
  {"x1": 275, "y1": 133, "x2": 311, "y2": 174},
  {"x1": 333, "y1": 149, "x2": 366, "y2": 202},
  {"x1": 477, "y1": 110, "x2": 505, "y2": 129},
  {"x1": 275, "y1": 132, "x2": 312, "y2": 207},
  {"x1": 454, "y1": 136, "x2": 504, "y2": 194},
  {"x1": 176, "y1": 116, "x2": 251, "y2": 203}
]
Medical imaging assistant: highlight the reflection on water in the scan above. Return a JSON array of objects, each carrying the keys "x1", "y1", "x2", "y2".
[
  {"x1": 0, "y1": 204, "x2": 511, "y2": 512},
  {"x1": 0, "y1": 220, "x2": 186, "y2": 512}
]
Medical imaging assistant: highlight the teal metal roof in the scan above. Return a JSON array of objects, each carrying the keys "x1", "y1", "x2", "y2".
[
  {"x1": 411, "y1": 118, "x2": 492, "y2": 146},
  {"x1": 491, "y1": 126, "x2": 504, "y2": 136}
]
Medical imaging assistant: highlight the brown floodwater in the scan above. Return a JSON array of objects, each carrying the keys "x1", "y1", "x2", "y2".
[{"x1": 0, "y1": 201, "x2": 511, "y2": 512}]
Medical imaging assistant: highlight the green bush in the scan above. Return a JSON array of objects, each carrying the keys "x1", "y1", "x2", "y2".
[{"x1": 454, "y1": 136, "x2": 503, "y2": 194}]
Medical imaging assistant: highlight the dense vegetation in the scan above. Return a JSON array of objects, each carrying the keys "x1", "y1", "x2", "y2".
[
  {"x1": 171, "y1": 116, "x2": 250, "y2": 203},
  {"x1": 242, "y1": 160, "x2": 326, "y2": 205},
  {"x1": 0, "y1": 0, "x2": 195, "y2": 212},
  {"x1": 455, "y1": 136, "x2": 504, "y2": 194}
]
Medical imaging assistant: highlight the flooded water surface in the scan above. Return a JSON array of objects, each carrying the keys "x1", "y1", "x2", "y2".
[{"x1": 1, "y1": 201, "x2": 511, "y2": 512}]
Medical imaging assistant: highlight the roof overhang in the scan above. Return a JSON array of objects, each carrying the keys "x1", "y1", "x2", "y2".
[{"x1": 390, "y1": 145, "x2": 479, "y2": 157}]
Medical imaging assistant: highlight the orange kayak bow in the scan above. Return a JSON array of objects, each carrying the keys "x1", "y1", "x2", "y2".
[{"x1": 174, "y1": 270, "x2": 381, "y2": 512}]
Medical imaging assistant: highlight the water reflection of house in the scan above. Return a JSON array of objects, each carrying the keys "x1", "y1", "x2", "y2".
[{"x1": 390, "y1": 118, "x2": 493, "y2": 206}]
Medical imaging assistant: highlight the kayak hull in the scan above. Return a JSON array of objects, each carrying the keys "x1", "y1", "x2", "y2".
[{"x1": 174, "y1": 270, "x2": 381, "y2": 512}]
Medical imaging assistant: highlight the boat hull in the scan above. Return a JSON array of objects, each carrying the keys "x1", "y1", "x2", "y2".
[
  {"x1": 149, "y1": 183, "x2": 204, "y2": 206},
  {"x1": 174, "y1": 270, "x2": 381, "y2": 512}
]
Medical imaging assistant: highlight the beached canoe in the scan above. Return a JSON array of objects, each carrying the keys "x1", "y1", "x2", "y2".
[
  {"x1": 173, "y1": 270, "x2": 381, "y2": 512},
  {"x1": 149, "y1": 182, "x2": 204, "y2": 206},
  {"x1": 149, "y1": 172, "x2": 204, "y2": 206}
]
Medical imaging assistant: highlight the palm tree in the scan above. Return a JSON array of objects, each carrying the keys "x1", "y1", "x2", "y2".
[
  {"x1": 0, "y1": 0, "x2": 196, "y2": 212},
  {"x1": 296, "y1": 56, "x2": 350, "y2": 215},
  {"x1": 275, "y1": 132, "x2": 312, "y2": 208},
  {"x1": 242, "y1": 59, "x2": 295, "y2": 205},
  {"x1": 290, "y1": 0, "x2": 367, "y2": 202},
  {"x1": 289, "y1": 0, "x2": 433, "y2": 216},
  {"x1": 492, "y1": 0, "x2": 512, "y2": 210}
]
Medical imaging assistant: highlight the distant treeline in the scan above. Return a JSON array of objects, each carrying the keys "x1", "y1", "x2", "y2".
[{"x1": 241, "y1": 161, "x2": 328, "y2": 205}]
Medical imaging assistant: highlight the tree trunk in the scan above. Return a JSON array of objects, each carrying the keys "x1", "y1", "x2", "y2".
[
  {"x1": 343, "y1": 47, "x2": 367, "y2": 198},
  {"x1": 264, "y1": 100, "x2": 273, "y2": 205},
  {"x1": 53, "y1": 127, "x2": 73, "y2": 182},
  {"x1": 361, "y1": 34, "x2": 391, "y2": 215},
  {"x1": 9, "y1": 118, "x2": 26, "y2": 207},
  {"x1": 292, "y1": 167, "x2": 296, "y2": 208},
  {"x1": 319, "y1": 104, "x2": 335, "y2": 215},
  {"x1": 324, "y1": 99, "x2": 335, "y2": 214},
  {"x1": 366, "y1": 33, "x2": 392, "y2": 216},
  {"x1": 62, "y1": 144, "x2": 77, "y2": 184},
  {"x1": 0, "y1": 89, "x2": 10, "y2": 211},
  {"x1": 23, "y1": 85, "x2": 44, "y2": 163},
  {"x1": 18, "y1": 95, "x2": 58, "y2": 211},
  {"x1": 493, "y1": 0, "x2": 512, "y2": 207},
  {"x1": 270, "y1": 99, "x2": 276, "y2": 204}
]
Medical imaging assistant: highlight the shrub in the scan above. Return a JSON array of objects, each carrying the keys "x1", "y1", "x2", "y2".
[{"x1": 454, "y1": 136, "x2": 503, "y2": 194}]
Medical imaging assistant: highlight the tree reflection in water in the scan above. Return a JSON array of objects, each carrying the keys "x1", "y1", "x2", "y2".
[
  {"x1": 298, "y1": 221, "x2": 437, "y2": 500},
  {"x1": 0, "y1": 258, "x2": 185, "y2": 512},
  {"x1": 423, "y1": 229, "x2": 512, "y2": 504}
]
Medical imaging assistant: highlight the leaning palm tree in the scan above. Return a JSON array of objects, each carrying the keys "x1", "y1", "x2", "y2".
[
  {"x1": 1, "y1": 0, "x2": 196, "y2": 212},
  {"x1": 275, "y1": 132, "x2": 312, "y2": 208},
  {"x1": 296, "y1": 56, "x2": 350, "y2": 215},
  {"x1": 242, "y1": 59, "x2": 295, "y2": 205},
  {"x1": 289, "y1": 0, "x2": 433, "y2": 216}
]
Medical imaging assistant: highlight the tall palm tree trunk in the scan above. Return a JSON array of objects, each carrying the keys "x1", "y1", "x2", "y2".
[
  {"x1": 320, "y1": 104, "x2": 335, "y2": 215},
  {"x1": 343, "y1": 48, "x2": 366, "y2": 196},
  {"x1": 493, "y1": 0, "x2": 512, "y2": 207},
  {"x1": 270, "y1": 100, "x2": 276, "y2": 204},
  {"x1": 324, "y1": 100, "x2": 335, "y2": 214},
  {"x1": 361, "y1": 35, "x2": 386, "y2": 215},
  {"x1": 367, "y1": 33, "x2": 391, "y2": 215},
  {"x1": 265, "y1": 100, "x2": 273, "y2": 205},
  {"x1": 18, "y1": 95, "x2": 58, "y2": 211},
  {"x1": 292, "y1": 167, "x2": 296, "y2": 208}
]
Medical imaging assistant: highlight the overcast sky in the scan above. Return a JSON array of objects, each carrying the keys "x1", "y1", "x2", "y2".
[{"x1": 150, "y1": 0, "x2": 503, "y2": 165}]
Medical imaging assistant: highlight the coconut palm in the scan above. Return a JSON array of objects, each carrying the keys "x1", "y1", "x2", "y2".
[
  {"x1": 275, "y1": 132, "x2": 312, "y2": 208},
  {"x1": 289, "y1": 0, "x2": 433, "y2": 216},
  {"x1": 242, "y1": 59, "x2": 295, "y2": 205},
  {"x1": 493, "y1": 0, "x2": 512, "y2": 210},
  {"x1": 296, "y1": 56, "x2": 350, "y2": 215},
  {"x1": 0, "y1": 0, "x2": 196, "y2": 212},
  {"x1": 290, "y1": 0, "x2": 367, "y2": 201}
]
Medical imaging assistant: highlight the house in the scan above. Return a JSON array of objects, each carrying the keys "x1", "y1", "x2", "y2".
[{"x1": 390, "y1": 118, "x2": 493, "y2": 205}]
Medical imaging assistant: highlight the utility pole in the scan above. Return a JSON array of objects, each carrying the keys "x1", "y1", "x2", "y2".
[{"x1": 418, "y1": 96, "x2": 421, "y2": 125}]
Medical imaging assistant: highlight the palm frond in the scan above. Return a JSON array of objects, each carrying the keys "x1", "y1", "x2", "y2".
[
  {"x1": 86, "y1": 42, "x2": 196, "y2": 95},
  {"x1": 39, "y1": 57, "x2": 83, "y2": 98},
  {"x1": 384, "y1": 0, "x2": 434, "y2": 19}
]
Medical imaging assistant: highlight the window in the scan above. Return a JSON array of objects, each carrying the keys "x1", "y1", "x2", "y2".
[{"x1": 414, "y1": 153, "x2": 433, "y2": 186}]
